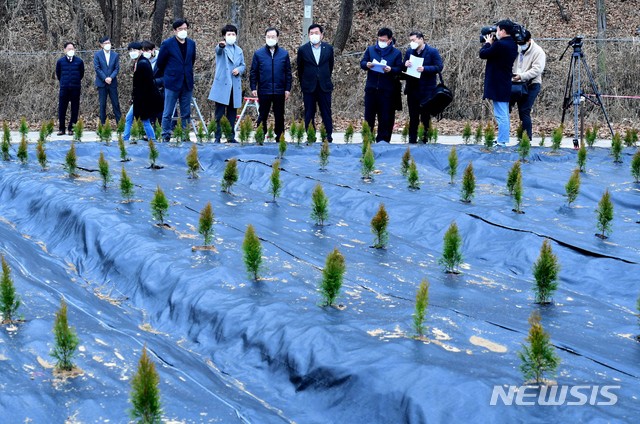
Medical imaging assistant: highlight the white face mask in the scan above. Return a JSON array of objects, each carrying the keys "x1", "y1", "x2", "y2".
[
  {"x1": 309, "y1": 34, "x2": 321, "y2": 45},
  {"x1": 177, "y1": 30, "x2": 188, "y2": 40},
  {"x1": 266, "y1": 38, "x2": 277, "y2": 47},
  {"x1": 103, "y1": 44, "x2": 111, "y2": 51},
  {"x1": 143, "y1": 51, "x2": 152, "y2": 59},
  {"x1": 377, "y1": 41, "x2": 388, "y2": 49},
  {"x1": 66, "y1": 50, "x2": 75, "y2": 58},
  {"x1": 225, "y1": 35, "x2": 237, "y2": 45},
  {"x1": 409, "y1": 41, "x2": 419, "y2": 50},
  {"x1": 519, "y1": 43, "x2": 529, "y2": 53},
  {"x1": 129, "y1": 51, "x2": 139, "y2": 60}
]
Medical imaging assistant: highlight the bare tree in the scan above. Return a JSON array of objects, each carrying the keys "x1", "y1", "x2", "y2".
[
  {"x1": 97, "y1": 0, "x2": 123, "y2": 46},
  {"x1": 333, "y1": 0, "x2": 353, "y2": 53},
  {"x1": 151, "y1": 0, "x2": 169, "y2": 45},
  {"x1": 554, "y1": 0, "x2": 570, "y2": 22},
  {"x1": 596, "y1": 0, "x2": 607, "y2": 88},
  {"x1": 63, "y1": 0, "x2": 86, "y2": 46},
  {"x1": 173, "y1": 0, "x2": 184, "y2": 20}
]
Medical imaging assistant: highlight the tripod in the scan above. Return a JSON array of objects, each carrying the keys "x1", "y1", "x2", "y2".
[{"x1": 560, "y1": 36, "x2": 613, "y2": 148}]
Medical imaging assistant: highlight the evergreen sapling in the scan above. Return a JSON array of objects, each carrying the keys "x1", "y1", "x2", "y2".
[
  {"x1": 51, "y1": 298, "x2": 79, "y2": 371},
  {"x1": 427, "y1": 124, "x2": 438, "y2": 143},
  {"x1": 539, "y1": 132, "x2": 546, "y2": 147},
  {"x1": 239, "y1": 118, "x2": 252, "y2": 145},
  {"x1": 448, "y1": 146, "x2": 458, "y2": 184},
  {"x1": 1, "y1": 255, "x2": 20, "y2": 324},
  {"x1": 438, "y1": 222, "x2": 463, "y2": 273},
  {"x1": 242, "y1": 224, "x2": 262, "y2": 280},
  {"x1": 116, "y1": 117, "x2": 126, "y2": 137},
  {"x1": 370, "y1": 203, "x2": 389, "y2": 248},
  {"x1": 631, "y1": 150, "x2": 640, "y2": 182},
  {"x1": 45, "y1": 120, "x2": 55, "y2": 139},
  {"x1": 120, "y1": 167, "x2": 134, "y2": 200},
  {"x1": 319, "y1": 139, "x2": 329, "y2": 170},
  {"x1": 18, "y1": 117, "x2": 29, "y2": 137},
  {"x1": 289, "y1": 121, "x2": 298, "y2": 144},
  {"x1": 401, "y1": 147, "x2": 411, "y2": 176},
  {"x1": 17, "y1": 135, "x2": 28, "y2": 164},
  {"x1": 462, "y1": 122, "x2": 472, "y2": 144},
  {"x1": 417, "y1": 123, "x2": 425, "y2": 144},
  {"x1": 72, "y1": 118, "x2": 84, "y2": 142},
  {"x1": 577, "y1": 143, "x2": 587, "y2": 172},
  {"x1": 319, "y1": 124, "x2": 328, "y2": 142},
  {"x1": 186, "y1": 144, "x2": 199, "y2": 178},
  {"x1": 196, "y1": 121, "x2": 207, "y2": 143},
  {"x1": 278, "y1": 133, "x2": 287, "y2": 158},
  {"x1": 344, "y1": 122, "x2": 354, "y2": 144},
  {"x1": 148, "y1": 139, "x2": 159, "y2": 168},
  {"x1": 519, "y1": 133, "x2": 531, "y2": 162},
  {"x1": 64, "y1": 142, "x2": 78, "y2": 177},
  {"x1": 154, "y1": 120, "x2": 162, "y2": 142},
  {"x1": 532, "y1": 239, "x2": 560, "y2": 304},
  {"x1": 102, "y1": 120, "x2": 112, "y2": 143},
  {"x1": 516, "y1": 124, "x2": 524, "y2": 142},
  {"x1": 306, "y1": 125, "x2": 317, "y2": 144},
  {"x1": 220, "y1": 116, "x2": 233, "y2": 143},
  {"x1": 474, "y1": 123, "x2": 483, "y2": 144},
  {"x1": 401, "y1": 122, "x2": 409, "y2": 143},
  {"x1": 198, "y1": 202, "x2": 215, "y2": 246},
  {"x1": 269, "y1": 159, "x2": 282, "y2": 201},
  {"x1": 36, "y1": 140, "x2": 47, "y2": 170},
  {"x1": 551, "y1": 126, "x2": 563, "y2": 151},
  {"x1": 311, "y1": 183, "x2": 329, "y2": 226},
  {"x1": 129, "y1": 346, "x2": 162, "y2": 423},
  {"x1": 173, "y1": 118, "x2": 184, "y2": 144},
  {"x1": 407, "y1": 159, "x2": 420, "y2": 189},
  {"x1": 268, "y1": 123, "x2": 275, "y2": 142},
  {"x1": 518, "y1": 311, "x2": 560, "y2": 385},
  {"x1": 320, "y1": 248, "x2": 346, "y2": 307},
  {"x1": 623, "y1": 128, "x2": 638, "y2": 147},
  {"x1": 1, "y1": 122, "x2": 10, "y2": 161},
  {"x1": 150, "y1": 186, "x2": 169, "y2": 224},
  {"x1": 362, "y1": 145, "x2": 375, "y2": 179},
  {"x1": 98, "y1": 151, "x2": 111, "y2": 189},
  {"x1": 221, "y1": 158, "x2": 239, "y2": 193},
  {"x1": 611, "y1": 132, "x2": 623, "y2": 163},
  {"x1": 484, "y1": 122, "x2": 495, "y2": 150},
  {"x1": 507, "y1": 161, "x2": 521, "y2": 195},
  {"x1": 585, "y1": 125, "x2": 598, "y2": 148},
  {"x1": 254, "y1": 124, "x2": 265, "y2": 145},
  {"x1": 461, "y1": 162, "x2": 475, "y2": 203},
  {"x1": 207, "y1": 119, "x2": 217, "y2": 142},
  {"x1": 413, "y1": 279, "x2": 429, "y2": 337},
  {"x1": 565, "y1": 168, "x2": 581, "y2": 206},
  {"x1": 595, "y1": 189, "x2": 614, "y2": 238},
  {"x1": 513, "y1": 170, "x2": 524, "y2": 213},
  {"x1": 118, "y1": 135, "x2": 129, "y2": 161}
]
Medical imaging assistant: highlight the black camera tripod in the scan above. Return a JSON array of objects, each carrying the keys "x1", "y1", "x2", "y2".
[{"x1": 560, "y1": 36, "x2": 614, "y2": 148}]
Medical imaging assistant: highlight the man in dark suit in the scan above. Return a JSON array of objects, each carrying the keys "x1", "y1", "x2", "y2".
[
  {"x1": 296, "y1": 24, "x2": 334, "y2": 142},
  {"x1": 55, "y1": 42, "x2": 85, "y2": 136},
  {"x1": 155, "y1": 18, "x2": 196, "y2": 142},
  {"x1": 93, "y1": 36, "x2": 122, "y2": 125},
  {"x1": 479, "y1": 19, "x2": 518, "y2": 146}
]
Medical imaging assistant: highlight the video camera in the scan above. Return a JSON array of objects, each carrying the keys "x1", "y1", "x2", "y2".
[
  {"x1": 568, "y1": 35, "x2": 584, "y2": 48},
  {"x1": 479, "y1": 22, "x2": 527, "y2": 44},
  {"x1": 479, "y1": 26, "x2": 497, "y2": 43}
]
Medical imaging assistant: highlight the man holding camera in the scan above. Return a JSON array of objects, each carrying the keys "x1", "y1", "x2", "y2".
[
  {"x1": 479, "y1": 20, "x2": 518, "y2": 146},
  {"x1": 511, "y1": 30, "x2": 546, "y2": 142}
]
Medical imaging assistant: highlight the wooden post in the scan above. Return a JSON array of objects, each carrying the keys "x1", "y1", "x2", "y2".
[{"x1": 303, "y1": 0, "x2": 313, "y2": 44}]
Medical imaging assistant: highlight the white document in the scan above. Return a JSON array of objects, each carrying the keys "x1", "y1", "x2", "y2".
[
  {"x1": 404, "y1": 54, "x2": 424, "y2": 78},
  {"x1": 371, "y1": 58, "x2": 387, "y2": 74}
]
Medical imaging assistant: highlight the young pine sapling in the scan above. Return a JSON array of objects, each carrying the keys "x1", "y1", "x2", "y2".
[
  {"x1": 631, "y1": 150, "x2": 640, "y2": 182},
  {"x1": 198, "y1": 202, "x2": 215, "y2": 246},
  {"x1": 518, "y1": 133, "x2": 531, "y2": 162},
  {"x1": 577, "y1": 143, "x2": 587, "y2": 172},
  {"x1": 595, "y1": 189, "x2": 614, "y2": 239},
  {"x1": 565, "y1": 168, "x2": 581, "y2": 206},
  {"x1": 439, "y1": 222, "x2": 463, "y2": 273},
  {"x1": 98, "y1": 151, "x2": 111, "y2": 189},
  {"x1": 532, "y1": 239, "x2": 560, "y2": 304},
  {"x1": 461, "y1": 162, "x2": 475, "y2": 203},
  {"x1": 507, "y1": 161, "x2": 521, "y2": 195},
  {"x1": 186, "y1": 144, "x2": 199, "y2": 178},
  {"x1": 242, "y1": 224, "x2": 262, "y2": 280},
  {"x1": 407, "y1": 159, "x2": 420, "y2": 189},
  {"x1": 129, "y1": 346, "x2": 163, "y2": 423},
  {"x1": 51, "y1": 298, "x2": 79, "y2": 372},
  {"x1": 370, "y1": 203, "x2": 389, "y2": 249},
  {"x1": 611, "y1": 132, "x2": 623, "y2": 163},
  {"x1": 448, "y1": 146, "x2": 458, "y2": 184},
  {"x1": 36, "y1": 140, "x2": 47, "y2": 170},
  {"x1": 362, "y1": 145, "x2": 375, "y2": 179},
  {"x1": 319, "y1": 139, "x2": 330, "y2": 170},
  {"x1": 120, "y1": 167, "x2": 134, "y2": 200},
  {"x1": 311, "y1": 183, "x2": 329, "y2": 226},
  {"x1": 269, "y1": 159, "x2": 282, "y2": 201},
  {"x1": 413, "y1": 279, "x2": 429, "y2": 337},
  {"x1": 320, "y1": 248, "x2": 346, "y2": 307},
  {"x1": 64, "y1": 142, "x2": 78, "y2": 177},
  {"x1": 221, "y1": 158, "x2": 239, "y2": 193},
  {"x1": 1, "y1": 255, "x2": 21, "y2": 324},
  {"x1": 150, "y1": 186, "x2": 169, "y2": 225},
  {"x1": 518, "y1": 311, "x2": 560, "y2": 385},
  {"x1": 401, "y1": 147, "x2": 411, "y2": 176},
  {"x1": 484, "y1": 122, "x2": 495, "y2": 150},
  {"x1": 17, "y1": 135, "x2": 28, "y2": 164},
  {"x1": 462, "y1": 122, "x2": 472, "y2": 144},
  {"x1": 344, "y1": 122, "x2": 354, "y2": 144}
]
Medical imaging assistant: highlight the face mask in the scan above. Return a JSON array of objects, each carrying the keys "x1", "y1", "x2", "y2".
[
  {"x1": 519, "y1": 43, "x2": 529, "y2": 53},
  {"x1": 177, "y1": 30, "x2": 188, "y2": 40},
  {"x1": 266, "y1": 38, "x2": 277, "y2": 47},
  {"x1": 225, "y1": 35, "x2": 237, "y2": 45},
  {"x1": 409, "y1": 41, "x2": 419, "y2": 50},
  {"x1": 154, "y1": 49, "x2": 160, "y2": 57},
  {"x1": 309, "y1": 34, "x2": 321, "y2": 45},
  {"x1": 143, "y1": 52, "x2": 152, "y2": 59},
  {"x1": 103, "y1": 44, "x2": 111, "y2": 51},
  {"x1": 129, "y1": 51, "x2": 139, "y2": 60},
  {"x1": 66, "y1": 50, "x2": 75, "y2": 58},
  {"x1": 378, "y1": 41, "x2": 388, "y2": 49}
]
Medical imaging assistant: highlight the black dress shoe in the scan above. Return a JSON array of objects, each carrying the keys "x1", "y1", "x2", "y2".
[{"x1": 57, "y1": 130, "x2": 65, "y2": 136}]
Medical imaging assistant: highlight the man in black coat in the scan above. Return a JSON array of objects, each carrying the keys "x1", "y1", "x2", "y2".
[
  {"x1": 403, "y1": 31, "x2": 443, "y2": 143},
  {"x1": 55, "y1": 42, "x2": 85, "y2": 135},
  {"x1": 297, "y1": 24, "x2": 334, "y2": 142},
  {"x1": 479, "y1": 19, "x2": 518, "y2": 146}
]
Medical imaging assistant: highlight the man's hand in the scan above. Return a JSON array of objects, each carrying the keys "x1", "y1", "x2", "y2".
[
  {"x1": 232, "y1": 68, "x2": 239, "y2": 76},
  {"x1": 405, "y1": 60, "x2": 412, "y2": 67},
  {"x1": 383, "y1": 65, "x2": 391, "y2": 73},
  {"x1": 218, "y1": 40, "x2": 226, "y2": 48},
  {"x1": 285, "y1": 91, "x2": 290, "y2": 100},
  {"x1": 512, "y1": 74, "x2": 522, "y2": 82},
  {"x1": 105, "y1": 77, "x2": 112, "y2": 84},
  {"x1": 251, "y1": 90, "x2": 257, "y2": 97},
  {"x1": 366, "y1": 62, "x2": 374, "y2": 69},
  {"x1": 417, "y1": 66, "x2": 424, "y2": 72},
  {"x1": 484, "y1": 33, "x2": 495, "y2": 44}
]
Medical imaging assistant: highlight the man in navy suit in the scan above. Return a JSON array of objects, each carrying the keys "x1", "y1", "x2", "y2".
[
  {"x1": 93, "y1": 36, "x2": 122, "y2": 125},
  {"x1": 55, "y1": 42, "x2": 85, "y2": 135},
  {"x1": 296, "y1": 24, "x2": 334, "y2": 142},
  {"x1": 479, "y1": 19, "x2": 518, "y2": 146},
  {"x1": 155, "y1": 18, "x2": 196, "y2": 142}
]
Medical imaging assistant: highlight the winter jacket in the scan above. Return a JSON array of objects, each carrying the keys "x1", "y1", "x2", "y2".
[
  {"x1": 56, "y1": 56, "x2": 85, "y2": 89},
  {"x1": 402, "y1": 44, "x2": 444, "y2": 103},
  {"x1": 132, "y1": 57, "x2": 163, "y2": 120},
  {"x1": 512, "y1": 39, "x2": 546, "y2": 85},
  {"x1": 479, "y1": 36, "x2": 518, "y2": 102},
  {"x1": 360, "y1": 44, "x2": 403, "y2": 92},
  {"x1": 250, "y1": 45, "x2": 292, "y2": 95}
]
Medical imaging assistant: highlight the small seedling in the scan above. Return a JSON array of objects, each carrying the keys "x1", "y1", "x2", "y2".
[
  {"x1": 278, "y1": 133, "x2": 287, "y2": 158},
  {"x1": 585, "y1": 125, "x2": 598, "y2": 148},
  {"x1": 319, "y1": 139, "x2": 329, "y2": 170},
  {"x1": 516, "y1": 124, "x2": 524, "y2": 142},
  {"x1": 320, "y1": 248, "x2": 346, "y2": 307},
  {"x1": 565, "y1": 168, "x2": 581, "y2": 206},
  {"x1": 207, "y1": 119, "x2": 217, "y2": 141},
  {"x1": 306, "y1": 125, "x2": 317, "y2": 144},
  {"x1": 401, "y1": 147, "x2": 411, "y2": 176},
  {"x1": 311, "y1": 183, "x2": 329, "y2": 226},
  {"x1": 267, "y1": 123, "x2": 275, "y2": 142},
  {"x1": 539, "y1": 132, "x2": 546, "y2": 147},
  {"x1": 407, "y1": 159, "x2": 420, "y2": 189},
  {"x1": 518, "y1": 311, "x2": 560, "y2": 385},
  {"x1": 148, "y1": 140, "x2": 159, "y2": 168},
  {"x1": 72, "y1": 118, "x2": 84, "y2": 142},
  {"x1": 17, "y1": 135, "x2": 28, "y2": 164},
  {"x1": 427, "y1": 124, "x2": 438, "y2": 143},
  {"x1": 102, "y1": 120, "x2": 113, "y2": 144},
  {"x1": 370, "y1": 203, "x2": 389, "y2": 248},
  {"x1": 413, "y1": 279, "x2": 429, "y2": 337},
  {"x1": 269, "y1": 159, "x2": 282, "y2": 201},
  {"x1": 623, "y1": 128, "x2": 638, "y2": 147},
  {"x1": 484, "y1": 123, "x2": 495, "y2": 150},
  {"x1": 198, "y1": 202, "x2": 215, "y2": 246},
  {"x1": 439, "y1": 222, "x2": 463, "y2": 273},
  {"x1": 362, "y1": 145, "x2": 375, "y2": 179},
  {"x1": 448, "y1": 146, "x2": 458, "y2": 184},
  {"x1": 254, "y1": 125, "x2": 265, "y2": 145},
  {"x1": 518, "y1": 133, "x2": 531, "y2": 162},
  {"x1": 150, "y1": 186, "x2": 169, "y2": 224},
  {"x1": 1, "y1": 122, "x2": 10, "y2": 161},
  {"x1": 97, "y1": 122, "x2": 104, "y2": 142},
  {"x1": 196, "y1": 121, "x2": 207, "y2": 143},
  {"x1": 631, "y1": 150, "x2": 640, "y2": 182},
  {"x1": 401, "y1": 122, "x2": 409, "y2": 144},
  {"x1": 129, "y1": 346, "x2": 163, "y2": 423},
  {"x1": 36, "y1": 140, "x2": 47, "y2": 170},
  {"x1": 38, "y1": 122, "x2": 48, "y2": 144},
  {"x1": 513, "y1": 170, "x2": 523, "y2": 213},
  {"x1": 417, "y1": 123, "x2": 425, "y2": 144},
  {"x1": 186, "y1": 144, "x2": 199, "y2": 178},
  {"x1": 595, "y1": 189, "x2": 614, "y2": 239},
  {"x1": 98, "y1": 151, "x2": 111, "y2": 189},
  {"x1": 462, "y1": 122, "x2": 472, "y2": 144},
  {"x1": 289, "y1": 121, "x2": 298, "y2": 144},
  {"x1": 611, "y1": 132, "x2": 623, "y2": 163},
  {"x1": 221, "y1": 158, "x2": 239, "y2": 193},
  {"x1": 238, "y1": 118, "x2": 252, "y2": 145},
  {"x1": 120, "y1": 167, "x2": 134, "y2": 200},
  {"x1": 130, "y1": 118, "x2": 144, "y2": 142},
  {"x1": 173, "y1": 118, "x2": 184, "y2": 144},
  {"x1": 18, "y1": 116, "x2": 28, "y2": 137},
  {"x1": 319, "y1": 124, "x2": 328, "y2": 142},
  {"x1": 116, "y1": 117, "x2": 126, "y2": 136},
  {"x1": 45, "y1": 120, "x2": 55, "y2": 139},
  {"x1": 51, "y1": 298, "x2": 79, "y2": 371},
  {"x1": 1, "y1": 255, "x2": 21, "y2": 324},
  {"x1": 154, "y1": 120, "x2": 162, "y2": 142},
  {"x1": 507, "y1": 161, "x2": 521, "y2": 195},
  {"x1": 461, "y1": 162, "x2": 475, "y2": 203},
  {"x1": 532, "y1": 239, "x2": 560, "y2": 304},
  {"x1": 551, "y1": 126, "x2": 563, "y2": 151},
  {"x1": 474, "y1": 124, "x2": 483, "y2": 144},
  {"x1": 64, "y1": 143, "x2": 78, "y2": 177},
  {"x1": 577, "y1": 144, "x2": 587, "y2": 172},
  {"x1": 242, "y1": 224, "x2": 262, "y2": 280},
  {"x1": 220, "y1": 116, "x2": 233, "y2": 142},
  {"x1": 361, "y1": 121, "x2": 372, "y2": 143},
  {"x1": 118, "y1": 135, "x2": 129, "y2": 162},
  {"x1": 344, "y1": 123, "x2": 354, "y2": 144}
]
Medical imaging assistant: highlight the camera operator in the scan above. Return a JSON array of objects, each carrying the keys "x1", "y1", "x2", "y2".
[
  {"x1": 479, "y1": 20, "x2": 518, "y2": 146},
  {"x1": 511, "y1": 30, "x2": 546, "y2": 142}
]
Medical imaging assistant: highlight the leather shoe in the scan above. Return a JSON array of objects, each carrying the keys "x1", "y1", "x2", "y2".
[{"x1": 57, "y1": 130, "x2": 65, "y2": 136}]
